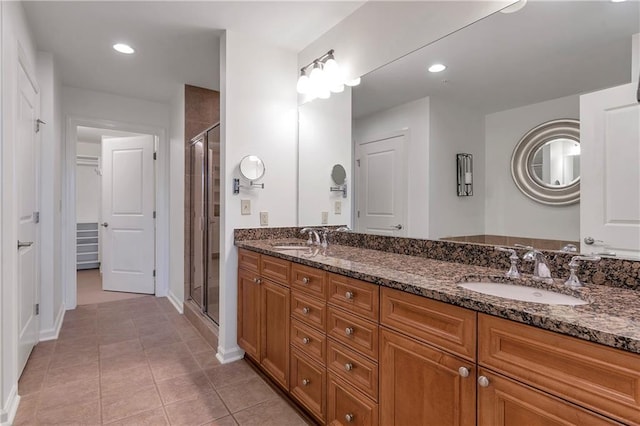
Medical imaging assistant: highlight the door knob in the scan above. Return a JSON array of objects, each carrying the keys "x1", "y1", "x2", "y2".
[
  {"x1": 583, "y1": 236, "x2": 603, "y2": 245},
  {"x1": 391, "y1": 224, "x2": 403, "y2": 230},
  {"x1": 101, "y1": 222, "x2": 109, "y2": 228},
  {"x1": 17, "y1": 240, "x2": 33, "y2": 249}
]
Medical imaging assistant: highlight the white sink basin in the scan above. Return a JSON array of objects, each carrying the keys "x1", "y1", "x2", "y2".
[
  {"x1": 271, "y1": 244, "x2": 311, "y2": 250},
  {"x1": 458, "y1": 282, "x2": 587, "y2": 306}
]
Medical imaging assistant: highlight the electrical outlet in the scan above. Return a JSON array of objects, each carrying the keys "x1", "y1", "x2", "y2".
[
  {"x1": 241, "y1": 200, "x2": 251, "y2": 215},
  {"x1": 321, "y1": 211, "x2": 329, "y2": 224},
  {"x1": 334, "y1": 201, "x2": 342, "y2": 215},
  {"x1": 260, "y1": 211, "x2": 269, "y2": 226}
]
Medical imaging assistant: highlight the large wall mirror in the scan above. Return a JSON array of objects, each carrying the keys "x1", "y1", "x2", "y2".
[{"x1": 298, "y1": 1, "x2": 640, "y2": 257}]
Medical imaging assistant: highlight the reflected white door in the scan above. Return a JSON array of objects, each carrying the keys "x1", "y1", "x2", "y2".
[
  {"x1": 355, "y1": 133, "x2": 407, "y2": 236},
  {"x1": 17, "y1": 59, "x2": 40, "y2": 373},
  {"x1": 580, "y1": 82, "x2": 640, "y2": 258},
  {"x1": 101, "y1": 135, "x2": 155, "y2": 294}
]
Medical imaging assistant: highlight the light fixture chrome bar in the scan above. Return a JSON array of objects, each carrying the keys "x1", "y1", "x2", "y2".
[
  {"x1": 300, "y1": 49, "x2": 335, "y2": 73},
  {"x1": 457, "y1": 153, "x2": 473, "y2": 196}
]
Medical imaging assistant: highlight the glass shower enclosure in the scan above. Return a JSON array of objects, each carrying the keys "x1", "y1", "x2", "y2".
[{"x1": 188, "y1": 123, "x2": 220, "y2": 324}]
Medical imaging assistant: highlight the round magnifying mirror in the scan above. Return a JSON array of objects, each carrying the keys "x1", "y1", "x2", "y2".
[
  {"x1": 239, "y1": 155, "x2": 265, "y2": 181},
  {"x1": 530, "y1": 138, "x2": 580, "y2": 188},
  {"x1": 331, "y1": 164, "x2": 346, "y2": 185}
]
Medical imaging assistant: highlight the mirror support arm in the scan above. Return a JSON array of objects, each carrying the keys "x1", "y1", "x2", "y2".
[
  {"x1": 330, "y1": 183, "x2": 347, "y2": 198},
  {"x1": 233, "y1": 178, "x2": 264, "y2": 195}
]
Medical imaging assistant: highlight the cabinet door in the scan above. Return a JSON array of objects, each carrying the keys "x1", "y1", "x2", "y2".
[
  {"x1": 380, "y1": 328, "x2": 475, "y2": 426},
  {"x1": 478, "y1": 369, "x2": 621, "y2": 426},
  {"x1": 238, "y1": 268, "x2": 261, "y2": 360},
  {"x1": 261, "y1": 280, "x2": 290, "y2": 388}
]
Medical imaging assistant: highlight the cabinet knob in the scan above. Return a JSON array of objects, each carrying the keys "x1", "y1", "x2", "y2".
[
  {"x1": 302, "y1": 378, "x2": 310, "y2": 386},
  {"x1": 302, "y1": 307, "x2": 310, "y2": 315},
  {"x1": 345, "y1": 413, "x2": 354, "y2": 423},
  {"x1": 345, "y1": 291, "x2": 354, "y2": 300},
  {"x1": 302, "y1": 277, "x2": 310, "y2": 284},
  {"x1": 458, "y1": 367, "x2": 470, "y2": 378},
  {"x1": 253, "y1": 277, "x2": 261, "y2": 284},
  {"x1": 344, "y1": 362, "x2": 353, "y2": 371},
  {"x1": 345, "y1": 327, "x2": 354, "y2": 336},
  {"x1": 302, "y1": 337, "x2": 310, "y2": 345},
  {"x1": 478, "y1": 376, "x2": 490, "y2": 388}
]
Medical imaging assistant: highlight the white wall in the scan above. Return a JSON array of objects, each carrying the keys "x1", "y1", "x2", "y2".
[
  {"x1": 353, "y1": 97, "x2": 430, "y2": 238},
  {"x1": 168, "y1": 85, "x2": 185, "y2": 312},
  {"x1": 429, "y1": 97, "x2": 486, "y2": 239},
  {"x1": 219, "y1": 30, "x2": 298, "y2": 363},
  {"x1": 1, "y1": 2, "x2": 38, "y2": 423},
  {"x1": 61, "y1": 87, "x2": 171, "y2": 308},
  {"x1": 298, "y1": 89, "x2": 352, "y2": 227},
  {"x1": 36, "y1": 51, "x2": 64, "y2": 342},
  {"x1": 484, "y1": 94, "x2": 580, "y2": 240}
]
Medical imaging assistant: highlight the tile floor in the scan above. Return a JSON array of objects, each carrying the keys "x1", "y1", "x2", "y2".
[{"x1": 14, "y1": 296, "x2": 309, "y2": 425}]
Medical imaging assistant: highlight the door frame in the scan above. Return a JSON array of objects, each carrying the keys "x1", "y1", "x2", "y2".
[{"x1": 63, "y1": 116, "x2": 169, "y2": 309}]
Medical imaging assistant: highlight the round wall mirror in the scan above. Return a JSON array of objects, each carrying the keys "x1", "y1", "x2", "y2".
[
  {"x1": 239, "y1": 155, "x2": 265, "y2": 181},
  {"x1": 331, "y1": 164, "x2": 347, "y2": 185},
  {"x1": 511, "y1": 119, "x2": 580, "y2": 205}
]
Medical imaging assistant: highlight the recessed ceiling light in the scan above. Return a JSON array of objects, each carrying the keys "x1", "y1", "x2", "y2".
[
  {"x1": 610, "y1": 0, "x2": 627, "y2": 3},
  {"x1": 428, "y1": 64, "x2": 447, "y2": 73},
  {"x1": 113, "y1": 43, "x2": 135, "y2": 54},
  {"x1": 500, "y1": 0, "x2": 527, "y2": 14}
]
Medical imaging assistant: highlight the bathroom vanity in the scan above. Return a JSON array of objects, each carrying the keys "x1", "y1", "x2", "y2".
[{"x1": 235, "y1": 234, "x2": 640, "y2": 426}]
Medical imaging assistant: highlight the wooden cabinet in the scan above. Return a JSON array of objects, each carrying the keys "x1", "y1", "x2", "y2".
[
  {"x1": 261, "y1": 279, "x2": 290, "y2": 388},
  {"x1": 379, "y1": 328, "x2": 476, "y2": 426},
  {"x1": 237, "y1": 267, "x2": 261, "y2": 360},
  {"x1": 328, "y1": 373, "x2": 379, "y2": 426},
  {"x1": 291, "y1": 347, "x2": 326, "y2": 423}
]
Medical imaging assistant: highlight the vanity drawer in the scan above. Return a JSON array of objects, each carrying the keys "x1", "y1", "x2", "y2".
[
  {"x1": 260, "y1": 255, "x2": 290, "y2": 286},
  {"x1": 238, "y1": 248, "x2": 259, "y2": 273},
  {"x1": 380, "y1": 287, "x2": 476, "y2": 361},
  {"x1": 479, "y1": 314, "x2": 640, "y2": 425},
  {"x1": 291, "y1": 263, "x2": 327, "y2": 299},
  {"x1": 291, "y1": 318, "x2": 326, "y2": 365},
  {"x1": 290, "y1": 347, "x2": 326, "y2": 424},
  {"x1": 328, "y1": 273, "x2": 379, "y2": 322},
  {"x1": 328, "y1": 373, "x2": 378, "y2": 426},
  {"x1": 327, "y1": 340, "x2": 378, "y2": 401},
  {"x1": 328, "y1": 307, "x2": 379, "y2": 361},
  {"x1": 291, "y1": 291, "x2": 326, "y2": 331}
]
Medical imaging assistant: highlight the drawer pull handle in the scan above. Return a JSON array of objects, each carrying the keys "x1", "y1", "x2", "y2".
[
  {"x1": 302, "y1": 277, "x2": 310, "y2": 284},
  {"x1": 345, "y1": 413, "x2": 354, "y2": 423},
  {"x1": 458, "y1": 367, "x2": 470, "y2": 378},
  {"x1": 345, "y1": 327, "x2": 354, "y2": 336},
  {"x1": 253, "y1": 278, "x2": 261, "y2": 284},
  {"x1": 345, "y1": 291, "x2": 354, "y2": 300},
  {"x1": 478, "y1": 376, "x2": 490, "y2": 388},
  {"x1": 302, "y1": 307, "x2": 310, "y2": 315},
  {"x1": 302, "y1": 378, "x2": 310, "y2": 386},
  {"x1": 302, "y1": 337, "x2": 310, "y2": 345},
  {"x1": 344, "y1": 362, "x2": 353, "y2": 371}
]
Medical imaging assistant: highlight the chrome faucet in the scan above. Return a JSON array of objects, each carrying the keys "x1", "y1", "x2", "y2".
[
  {"x1": 300, "y1": 228, "x2": 320, "y2": 246},
  {"x1": 516, "y1": 244, "x2": 552, "y2": 281},
  {"x1": 494, "y1": 247, "x2": 521, "y2": 279},
  {"x1": 564, "y1": 255, "x2": 600, "y2": 288}
]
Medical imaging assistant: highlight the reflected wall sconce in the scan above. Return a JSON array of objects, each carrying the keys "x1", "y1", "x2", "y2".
[
  {"x1": 297, "y1": 49, "x2": 361, "y2": 102},
  {"x1": 457, "y1": 153, "x2": 473, "y2": 196}
]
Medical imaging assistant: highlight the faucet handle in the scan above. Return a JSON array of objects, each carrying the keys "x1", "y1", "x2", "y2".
[
  {"x1": 494, "y1": 247, "x2": 520, "y2": 279},
  {"x1": 565, "y1": 255, "x2": 601, "y2": 288}
]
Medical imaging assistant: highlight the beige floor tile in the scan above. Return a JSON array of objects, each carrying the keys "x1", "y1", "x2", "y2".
[
  {"x1": 206, "y1": 415, "x2": 239, "y2": 426},
  {"x1": 44, "y1": 360, "x2": 99, "y2": 388},
  {"x1": 204, "y1": 361, "x2": 258, "y2": 389},
  {"x1": 102, "y1": 384, "x2": 162, "y2": 424},
  {"x1": 192, "y1": 349, "x2": 221, "y2": 370},
  {"x1": 98, "y1": 329, "x2": 139, "y2": 345},
  {"x1": 104, "y1": 407, "x2": 169, "y2": 425},
  {"x1": 48, "y1": 346, "x2": 99, "y2": 370},
  {"x1": 100, "y1": 365, "x2": 155, "y2": 401},
  {"x1": 100, "y1": 350, "x2": 148, "y2": 375},
  {"x1": 139, "y1": 329, "x2": 182, "y2": 349},
  {"x1": 149, "y1": 354, "x2": 201, "y2": 382},
  {"x1": 216, "y1": 376, "x2": 277, "y2": 413},
  {"x1": 23, "y1": 351, "x2": 51, "y2": 371},
  {"x1": 164, "y1": 391, "x2": 229, "y2": 426},
  {"x1": 233, "y1": 398, "x2": 309, "y2": 426},
  {"x1": 18, "y1": 367, "x2": 47, "y2": 395},
  {"x1": 145, "y1": 341, "x2": 192, "y2": 361},
  {"x1": 38, "y1": 377, "x2": 100, "y2": 411},
  {"x1": 99, "y1": 338, "x2": 143, "y2": 359},
  {"x1": 54, "y1": 335, "x2": 99, "y2": 354},
  {"x1": 156, "y1": 371, "x2": 214, "y2": 404},
  {"x1": 185, "y1": 337, "x2": 214, "y2": 354},
  {"x1": 57, "y1": 323, "x2": 97, "y2": 340},
  {"x1": 36, "y1": 398, "x2": 101, "y2": 425},
  {"x1": 12, "y1": 393, "x2": 39, "y2": 426},
  {"x1": 132, "y1": 313, "x2": 169, "y2": 328}
]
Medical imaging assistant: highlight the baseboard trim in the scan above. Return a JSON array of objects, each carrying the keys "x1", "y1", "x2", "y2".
[
  {"x1": 0, "y1": 385, "x2": 20, "y2": 426},
  {"x1": 39, "y1": 303, "x2": 66, "y2": 341},
  {"x1": 167, "y1": 290, "x2": 184, "y2": 314},
  {"x1": 216, "y1": 345, "x2": 245, "y2": 364}
]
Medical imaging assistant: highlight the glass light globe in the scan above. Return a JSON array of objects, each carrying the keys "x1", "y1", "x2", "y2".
[
  {"x1": 323, "y1": 58, "x2": 341, "y2": 85},
  {"x1": 296, "y1": 74, "x2": 310, "y2": 94},
  {"x1": 330, "y1": 83, "x2": 344, "y2": 93}
]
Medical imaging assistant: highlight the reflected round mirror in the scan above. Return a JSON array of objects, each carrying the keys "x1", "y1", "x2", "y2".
[
  {"x1": 239, "y1": 155, "x2": 265, "y2": 181},
  {"x1": 511, "y1": 119, "x2": 580, "y2": 206},
  {"x1": 331, "y1": 164, "x2": 347, "y2": 185}
]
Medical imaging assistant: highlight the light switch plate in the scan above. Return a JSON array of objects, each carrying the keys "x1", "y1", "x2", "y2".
[
  {"x1": 334, "y1": 201, "x2": 341, "y2": 215},
  {"x1": 321, "y1": 211, "x2": 329, "y2": 224},
  {"x1": 241, "y1": 200, "x2": 251, "y2": 215},
  {"x1": 260, "y1": 211, "x2": 268, "y2": 226}
]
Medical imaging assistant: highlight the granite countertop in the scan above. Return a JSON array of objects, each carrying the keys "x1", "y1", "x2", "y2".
[{"x1": 236, "y1": 239, "x2": 640, "y2": 355}]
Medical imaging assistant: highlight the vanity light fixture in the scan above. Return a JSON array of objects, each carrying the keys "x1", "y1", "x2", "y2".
[
  {"x1": 457, "y1": 153, "x2": 473, "y2": 196},
  {"x1": 113, "y1": 43, "x2": 135, "y2": 54},
  {"x1": 428, "y1": 63, "x2": 447, "y2": 73},
  {"x1": 500, "y1": 0, "x2": 527, "y2": 14},
  {"x1": 297, "y1": 49, "x2": 359, "y2": 101}
]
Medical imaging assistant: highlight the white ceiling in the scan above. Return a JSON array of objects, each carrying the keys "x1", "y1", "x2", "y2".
[
  {"x1": 353, "y1": 1, "x2": 640, "y2": 119},
  {"x1": 23, "y1": 1, "x2": 364, "y2": 103}
]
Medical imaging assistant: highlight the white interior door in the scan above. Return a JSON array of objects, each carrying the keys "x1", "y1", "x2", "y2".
[
  {"x1": 355, "y1": 133, "x2": 407, "y2": 236},
  {"x1": 101, "y1": 135, "x2": 155, "y2": 294},
  {"x1": 580, "y1": 82, "x2": 640, "y2": 258},
  {"x1": 17, "y1": 59, "x2": 40, "y2": 373}
]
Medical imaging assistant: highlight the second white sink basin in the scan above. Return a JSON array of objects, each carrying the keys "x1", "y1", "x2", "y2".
[{"x1": 458, "y1": 282, "x2": 587, "y2": 306}]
